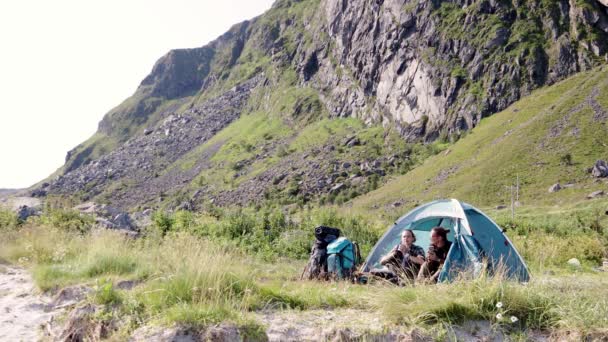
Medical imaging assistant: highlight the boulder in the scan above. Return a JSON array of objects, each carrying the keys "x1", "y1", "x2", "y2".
[
  {"x1": 30, "y1": 188, "x2": 47, "y2": 197},
  {"x1": 132, "y1": 209, "x2": 153, "y2": 228},
  {"x1": 95, "y1": 217, "x2": 117, "y2": 229},
  {"x1": 592, "y1": 160, "x2": 608, "y2": 178},
  {"x1": 16, "y1": 205, "x2": 40, "y2": 221},
  {"x1": 113, "y1": 213, "x2": 134, "y2": 230},
  {"x1": 548, "y1": 183, "x2": 562, "y2": 193}
]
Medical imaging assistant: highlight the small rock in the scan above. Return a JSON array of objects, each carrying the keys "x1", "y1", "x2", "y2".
[
  {"x1": 330, "y1": 183, "x2": 345, "y2": 194},
  {"x1": 392, "y1": 201, "x2": 403, "y2": 208},
  {"x1": 350, "y1": 177, "x2": 366, "y2": 186},
  {"x1": 592, "y1": 160, "x2": 608, "y2": 178},
  {"x1": 495, "y1": 205, "x2": 507, "y2": 210},
  {"x1": 344, "y1": 136, "x2": 360, "y2": 147},
  {"x1": 143, "y1": 128, "x2": 153, "y2": 135},
  {"x1": 567, "y1": 258, "x2": 581, "y2": 269},
  {"x1": 342, "y1": 162, "x2": 351, "y2": 169},
  {"x1": 373, "y1": 169, "x2": 386, "y2": 176},
  {"x1": 587, "y1": 190, "x2": 605, "y2": 199},
  {"x1": 272, "y1": 174, "x2": 287, "y2": 185},
  {"x1": 548, "y1": 183, "x2": 562, "y2": 193}
]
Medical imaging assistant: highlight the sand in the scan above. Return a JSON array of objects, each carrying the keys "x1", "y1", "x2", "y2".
[{"x1": 0, "y1": 265, "x2": 52, "y2": 342}]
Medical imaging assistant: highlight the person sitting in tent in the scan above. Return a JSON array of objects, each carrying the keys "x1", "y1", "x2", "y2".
[
  {"x1": 417, "y1": 227, "x2": 452, "y2": 283},
  {"x1": 379, "y1": 229, "x2": 425, "y2": 283}
]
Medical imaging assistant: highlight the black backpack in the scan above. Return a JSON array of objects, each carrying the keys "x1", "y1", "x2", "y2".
[{"x1": 301, "y1": 226, "x2": 361, "y2": 281}]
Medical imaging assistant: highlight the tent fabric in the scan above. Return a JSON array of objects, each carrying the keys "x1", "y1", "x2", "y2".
[{"x1": 362, "y1": 199, "x2": 530, "y2": 282}]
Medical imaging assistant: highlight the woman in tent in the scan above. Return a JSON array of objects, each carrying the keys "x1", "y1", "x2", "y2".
[
  {"x1": 379, "y1": 229, "x2": 425, "y2": 283},
  {"x1": 417, "y1": 227, "x2": 452, "y2": 283}
]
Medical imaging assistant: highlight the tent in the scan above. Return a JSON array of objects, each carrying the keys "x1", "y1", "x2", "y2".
[{"x1": 362, "y1": 199, "x2": 530, "y2": 282}]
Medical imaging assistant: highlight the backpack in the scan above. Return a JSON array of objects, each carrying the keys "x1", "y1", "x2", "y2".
[
  {"x1": 301, "y1": 226, "x2": 361, "y2": 281},
  {"x1": 326, "y1": 237, "x2": 360, "y2": 280},
  {"x1": 301, "y1": 226, "x2": 340, "y2": 280}
]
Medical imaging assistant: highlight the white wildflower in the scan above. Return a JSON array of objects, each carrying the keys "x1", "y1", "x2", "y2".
[
  {"x1": 510, "y1": 316, "x2": 518, "y2": 323},
  {"x1": 496, "y1": 313, "x2": 503, "y2": 320},
  {"x1": 495, "y1": 302, "x2": 503, "y2": 308}
]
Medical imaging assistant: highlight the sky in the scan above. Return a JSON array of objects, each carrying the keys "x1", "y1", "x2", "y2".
[{"x1": 0, "y1": 0, "x2": 276, "y2": 189}]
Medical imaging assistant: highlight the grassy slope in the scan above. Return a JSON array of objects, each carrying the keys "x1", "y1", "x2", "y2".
[{"x1": 350, "y1": 66, "x2": 608, "y2": 218}]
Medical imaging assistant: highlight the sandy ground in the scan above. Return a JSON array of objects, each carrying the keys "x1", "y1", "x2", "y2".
[{"x1": 0, "y1": 265, "x2": 52, "y2": 342}]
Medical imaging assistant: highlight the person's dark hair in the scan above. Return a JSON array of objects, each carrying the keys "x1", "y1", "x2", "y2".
[
  {"x1": 430, "y1": 227, "x2": 450, "y2": 243},
  {"x1": 402, "y1": 229, "x2": 416, "y2": 243}
]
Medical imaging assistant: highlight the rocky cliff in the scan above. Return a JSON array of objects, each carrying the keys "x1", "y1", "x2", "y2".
[{"x1": 41, "y1": 0, "x2": 608, "y2": 210}]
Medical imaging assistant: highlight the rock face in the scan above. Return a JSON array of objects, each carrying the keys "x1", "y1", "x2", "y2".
[
  {"x1": 313, "y1": 0, "x2": 608, "y2": 139},
  {"x1": 40, "y1": 0, "x2": 608, "y2": 209}
]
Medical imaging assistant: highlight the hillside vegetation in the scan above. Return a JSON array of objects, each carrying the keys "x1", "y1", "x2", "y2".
[{"x1": 351, "y1": 66, "x2": 608, "y2": 217}]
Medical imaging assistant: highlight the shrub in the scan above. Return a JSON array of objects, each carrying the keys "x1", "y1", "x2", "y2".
[
  {"x1": 40, "y1": 209, "x2": 93, "y2": 234},
  {"x1": 0, "y1": 209, "x2": 19, "y2": 231},
  {"x1": 92, "y1": 279, "x2": 122, "y2": 305}
]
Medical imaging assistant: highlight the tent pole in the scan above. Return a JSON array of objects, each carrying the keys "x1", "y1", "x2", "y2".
[{"x1": 511, "y1": 186, "x2": 515, "y2": 220}]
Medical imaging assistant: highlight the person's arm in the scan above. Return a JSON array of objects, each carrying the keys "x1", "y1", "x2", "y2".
[
  {"x1": 430, "y1": 260, "x2": 447, "y2": 282},
  {"x1": 409, "y1": 246, "x2": 425, "y2": 265},
  {"x1": 430, "y1": 267, "x2": 442, "y2": 282},
  {"x1": 380, "y1": 247, "x2": 399, "y2": 265},
  {"x1": 410, "y1": 255, "x2": 425, "y2": 265}
]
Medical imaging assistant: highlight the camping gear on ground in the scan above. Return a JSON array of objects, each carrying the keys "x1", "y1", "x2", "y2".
[
  {"x1": 362, "y1": 199, "x2": 530, "y2": 282},
  {"x1": 326, "y1": 237, "x2": 360, "y2": 280},
  {"x1": 301, "y1": 226, "x2": 341, "y2": 280},
  {"x1": 301, "y1": 226, "x2": 361, "y2": 281}
]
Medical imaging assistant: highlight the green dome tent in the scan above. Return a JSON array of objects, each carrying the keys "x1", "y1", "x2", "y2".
[{"x1": 362, "y1": 199, "x2": 530, "y2": 282}]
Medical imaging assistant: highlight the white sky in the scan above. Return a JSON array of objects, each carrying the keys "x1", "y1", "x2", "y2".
[{"x1": 0, "y1": 0, "x2": 275, "y2": 189}]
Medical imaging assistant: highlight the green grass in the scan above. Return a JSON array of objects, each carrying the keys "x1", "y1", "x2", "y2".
[{"x1": 1, "y1": 221, "x2": 607, "y2": 339}]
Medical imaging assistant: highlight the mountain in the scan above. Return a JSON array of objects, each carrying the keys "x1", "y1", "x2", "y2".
[
  {"x1": 351, "y1": 65, "x2": 608, "y2": 217},
  {"x1": 38, "y1": 0, "x2": 608, "y2": 210}
]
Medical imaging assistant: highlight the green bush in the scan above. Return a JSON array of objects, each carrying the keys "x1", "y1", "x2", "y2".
[
  {"x1": 143, "y1": 207, "x2": 381, "y2": 261},
  {"x1": 0, "y1": 209, "x2": 19, "y2": 231},
  {"x1": 92, "y1": 279, "x2": 122, "y2": 305},
  {"x1": 40, "y1": 209, "x2": 93, "y2": 234}
]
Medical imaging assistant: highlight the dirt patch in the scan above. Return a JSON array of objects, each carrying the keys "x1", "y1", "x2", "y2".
[
  {"x1": 0, "y1": 266, "x2": 56, "y2": 341},
  {"x1": 254, "y1": 309, "x2": 431, "y2": 341}
]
